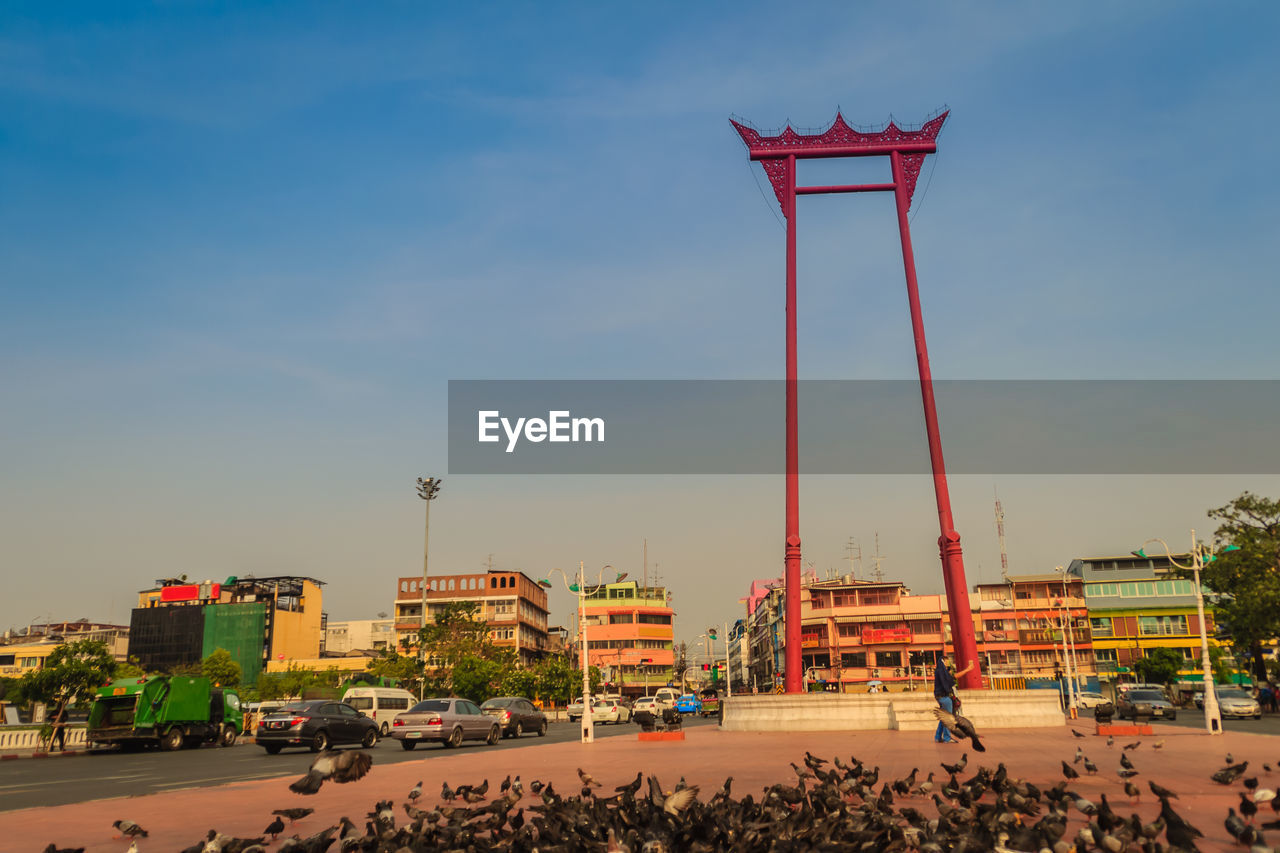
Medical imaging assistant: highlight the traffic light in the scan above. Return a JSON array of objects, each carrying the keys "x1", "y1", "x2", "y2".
[
  {"x1": 708, "y1": 628, "x2": 717, "y2": 640},
  {"x1": 702, "y1": 664, "x2": 710, "y2": 671}
]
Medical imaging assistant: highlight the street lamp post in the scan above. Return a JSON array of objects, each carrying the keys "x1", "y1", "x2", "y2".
[
  {"x1": 415, "y1": 477, "x2": 442, "y2": 701},
  {"x1": 1133, "y1": 531, "x2": 1228, "y2": 736},
  {"x1": 1054, "y1": 565, "x2": 1081, "y2": 716},
  {"x1": 540, "y1": 563, "x2": 625, "y2": 744}
]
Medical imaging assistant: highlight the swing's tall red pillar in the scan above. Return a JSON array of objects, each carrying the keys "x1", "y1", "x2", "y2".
[{"x1": 732, "y1": 110, "x2": 982, "y2": 692}]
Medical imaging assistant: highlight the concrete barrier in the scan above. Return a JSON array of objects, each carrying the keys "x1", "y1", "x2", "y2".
[
  {"x1": 0, "y1": 726, "x2": 87, "y2": 751},
  {"x1": 722, "y1": 690, "x2": 1064, "y2": 732}
]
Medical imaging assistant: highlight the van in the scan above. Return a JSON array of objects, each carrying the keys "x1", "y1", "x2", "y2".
[
  {"x1": 341, "y1": 686, "x2": 416, "y2": 735},
  {"x1": 653, "y1": 687, "x2": 680, "y2": 710}
]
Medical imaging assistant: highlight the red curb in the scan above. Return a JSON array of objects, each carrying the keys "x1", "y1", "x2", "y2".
[
  {"x1": 0, "y1": 755, "x2": 18, "y2": 761},
  {"x1": 30, "y1": 752, "x2": 48, "y2": 758}
]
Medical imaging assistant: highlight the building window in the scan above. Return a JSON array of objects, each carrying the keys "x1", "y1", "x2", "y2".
[
  {"x1": 609, "y1": 614, "x2": 634, "y2": 624},
  {"x1": 637, "y1": 614, "x2": 671, "y2": 625},
  {"x1": 1139, "y1": 615, "x2": 1188, "y2": 636},
  {"x1": 1089, "y1": 617, "x2": 1113, "y2": 638},
  {"x1": 875, "y1": 651, "x2": 901, "y2": 669},
  {"x1": 1094, "y1": 648, "x2": 1118, "y2": 663}
]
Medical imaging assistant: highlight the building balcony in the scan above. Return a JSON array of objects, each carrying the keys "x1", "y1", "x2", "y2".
[{"x1": 1018, "y1": 628, "x2": 1091, "y2": 646}]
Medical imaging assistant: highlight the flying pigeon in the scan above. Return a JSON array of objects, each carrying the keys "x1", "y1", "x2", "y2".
[
  {"x1": 288, "y1": 750, "x2": 373, "y2": 795},
  {"x1": 271, "y1": 808, "x2": 313, "y2": 824}
]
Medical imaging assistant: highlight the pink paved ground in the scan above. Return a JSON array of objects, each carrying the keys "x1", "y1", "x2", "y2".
[{"x1": 3, "y1": 723, "x2": 1277, "y2": 852}]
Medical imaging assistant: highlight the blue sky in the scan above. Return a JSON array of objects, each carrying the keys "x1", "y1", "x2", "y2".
[{"x1": 3, "y1": 3, "x2": 1280, "y2": 646}]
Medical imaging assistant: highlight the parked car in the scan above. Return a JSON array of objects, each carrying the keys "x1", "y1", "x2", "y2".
[
  {"x1": 675, "y1": 694, "x2": 702, "y2": 714},
  {"x1": 1214, "y1": 687, "x2": 1262, "y2": 719},
  {"x1": 390, "y1": 698, "x2": 500, "y2": 750},
  {"x1": 255, "y1": 700, "x2": 379, "y2": 754},
  {"x1": 1116, "y1": 689, "x2": 1177, "y2": 721},
  {"x1": 480, "y1": 696, "x2": 548, "y2": 737},
  {"x1": 1074, "y1": 691, "x2": 1108, "y2": 710},
  {"x1": 590, "y1": 698, "x2": 632, "y2": 724}
]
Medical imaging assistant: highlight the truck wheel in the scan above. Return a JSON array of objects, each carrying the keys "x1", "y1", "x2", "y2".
[
  {"x1": 361, "y1": 728, "x2": 378, "y2": 748},
  {"x1": 219, "y1": 726, "x2": 237, "y2": 747},
  {"x1": 310, "y1": 731, "x2": 330, "y2": 753},
  {"x1": 160, "y1": 727, "x2": 184, "y2": 751}
]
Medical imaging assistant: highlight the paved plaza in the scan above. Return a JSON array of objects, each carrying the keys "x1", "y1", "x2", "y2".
[{"x1": 1, "y1": 721, "x2": 1276, "y2": 851}]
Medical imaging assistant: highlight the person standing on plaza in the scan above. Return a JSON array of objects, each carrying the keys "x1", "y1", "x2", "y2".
[{"x1": 933, "y1": 656, "x2": 974, "y2": 743}]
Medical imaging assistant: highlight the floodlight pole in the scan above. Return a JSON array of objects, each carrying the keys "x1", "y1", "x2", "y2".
[
  {"x1": 415, "y1": 476, "x2": 442, "y2": 701},
  {"x1": 732, "y1": 110, "x2": 981, "y2": 690}
]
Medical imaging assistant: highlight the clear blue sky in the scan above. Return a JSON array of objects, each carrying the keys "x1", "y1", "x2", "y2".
[{"x1": 3, "y1": 3, "x2": 1279, "y2": 646}]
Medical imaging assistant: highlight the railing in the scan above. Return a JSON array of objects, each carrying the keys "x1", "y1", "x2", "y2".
[
  {"x1": 1018, "y1": 628, "x2": 1091, "y2": 645},
  {"x1": 0, "y1": 726, "x2": 88, "y2": 750}
]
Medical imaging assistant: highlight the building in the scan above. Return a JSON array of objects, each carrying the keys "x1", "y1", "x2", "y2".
[
  {"x1": 0, "y1": 621, "x2": 131, "y2": 678},
  {"x1": 1069, "y1": 553, "x2": 1218, "y2": 686},
  {"x1": 128, "y1": 576, "x2": 324, "y2": 686},
  {"x1": 743, "y1": 578, "x2": 784, "y2": 692},
  {"x1": 973, "y1": 572, "x2": 1098, "y2": 692},
  {"x1": 393, "y1": 570, "x2": 550, "y2": 666},
  {"x1": 576, "y1": 580, "x2": 675, "y2": 698},
  {"x1": 325, "y1": 619, "x2": 394, "y2": 655}
]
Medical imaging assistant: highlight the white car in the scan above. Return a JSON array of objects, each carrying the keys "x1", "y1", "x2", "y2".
[
  {"x1": 1074, "y1": 691, "x2": 1108, "y2": 710},
  {"x1": 589, "y1": 699, "x2": 632, "y2": 725},
  {"x1": 632, "y1": 697, "x2": 659, "y2": 715}
]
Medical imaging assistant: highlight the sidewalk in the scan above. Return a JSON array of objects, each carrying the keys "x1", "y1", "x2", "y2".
[{"x1": 1, "y1": 722, "x2": 1274, "y2": 852}]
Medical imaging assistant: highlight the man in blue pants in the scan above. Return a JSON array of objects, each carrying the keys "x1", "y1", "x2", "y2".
[{"x1": 934, "y1": 657, "x2": 974, "y2": 743}]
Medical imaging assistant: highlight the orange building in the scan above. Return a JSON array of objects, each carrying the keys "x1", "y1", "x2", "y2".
[
  {"x1": 577, "y1": 581, "x2": 675, "y2": 698},
  {"x1": 393, "y1": 570, "x2": 549, "y2": 666}
]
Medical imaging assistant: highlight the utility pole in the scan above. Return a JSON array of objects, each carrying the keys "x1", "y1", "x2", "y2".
[{"x1": 995, "y1": 491, "x2": 1009, "y2": 582}]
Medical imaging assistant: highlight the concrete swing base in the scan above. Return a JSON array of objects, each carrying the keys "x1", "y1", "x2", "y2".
[
  {"x1": 638, "y1": 731, "x2": 685, "y2": 742},
  {"x1": 1095, "y1": 723, "x2": 1154, "y2": 736},
  {"x1": 721, "y1": 689, "x2": 1066, "y2": 732}
]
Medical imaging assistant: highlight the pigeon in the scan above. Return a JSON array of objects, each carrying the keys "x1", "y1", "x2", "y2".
[
  {"x1": 41, "y1": 846, "x2": 84, "y2": 853},
  {"x1": 271, "y1": 808, "x2": 314, "y2": 824},
  {"x1": 500, "y1": 775, "x2": 512, "y2": 794},
  {"x1": 1106, "y1": 736, "x2": 1114, "y2": 747},
  {"x1": 1240, "y1": 791, "x2": 1258, "y2": 823},
  {"x1": 1153, "y1": 739, "x2": 1165, "y2": 749},
  {"x1": 931, "y1": 708, "x2": 985, "y2": 752},
  {"x1": 1212, "y1": 761, "x2": 1249, "y2": 785},
  {"x1": 1071, "y1": 728, "x2": 1086, "y2": 738},
  {"x1": 1120, "y1": 753, "x2": 1135, "y2": 770},
  {"x1": 941, "y1": 753, "x2": 968, "y2": 775},
  {"x1": 1083, "y1": 757, "x2": 1098, "y2": 775},
  {"x1": 1124, "y1": 780, "x2": 1140, "y2": 803},
  {"x1": 663, "y1": 785, "x2": 699, "y2": 815},
  {"x1": 1123, "y1": 741, "x2": 1141, "y2": 751},
  {"x1": 264, "y1": 816, "x2": 285, "y2": 840},
  {"x1": 112, "y1": 820, "x2": 149, "y2": 839},
  {"x1": 1148, "y1": 780, "x2": 1179, "y2": 800},
  {"x1": 1062, "y1": 761, "x2": 1079, "y2": 781},
  {"x1": 1073, "y1": 747, "x2": 1084, "y2": 765},
  {"x1": 288, "y1": 750, "x2": 373, "y2": 795},
  {"x1": 441, "y1": 781, "x2": 455, "y2": 802},
  {"x1": 407, "y1": 781, "x2": 422, "y2": 803},
  {"x1": 1117, "y1": 768, "x2": 1139, "y2": 780},
  {"x1": 577, "y1": 767, "x2": 602, "y2": 787}
]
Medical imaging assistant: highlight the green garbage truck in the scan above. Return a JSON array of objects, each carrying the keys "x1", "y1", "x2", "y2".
[{"x1": 87, "y1": 676, "x2": 242, "y2": 750}]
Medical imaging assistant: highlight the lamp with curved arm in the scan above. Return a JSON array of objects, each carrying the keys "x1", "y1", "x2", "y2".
[
  {"x1": 540, "y1": 562, "x2": 618, "y2": 743},
  {"x1": 1132, "y1": 530, "x2": 1224, "y2": 736}
]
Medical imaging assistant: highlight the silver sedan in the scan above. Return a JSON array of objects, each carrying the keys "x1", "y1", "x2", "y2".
[{"x1": 390, "y1": 698, "x2": 501, "y2": 750}]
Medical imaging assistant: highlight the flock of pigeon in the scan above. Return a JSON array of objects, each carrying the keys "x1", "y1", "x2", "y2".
[{"x1": 34, "y1": 713, "x2": 1280, "y2": 853}]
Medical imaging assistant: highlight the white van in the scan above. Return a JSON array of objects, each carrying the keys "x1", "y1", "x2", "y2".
[
  {"x1": 341, "y1": 686, "x2": 416, "y2": 735},
  {"x1": 653, "y1": 687, "x2": 680, "y2": 710}
]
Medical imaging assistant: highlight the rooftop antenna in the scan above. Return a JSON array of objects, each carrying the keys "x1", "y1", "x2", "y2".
[
  {"x1": 643, "y1": 538, "x2": 648, "y2": 592},
  {"x1": 485, "y1": 553, "x2": 495, "y2": 572},
  {"x1": 871, "y1": 533, "x2": 886, "y2": 583},
  {"x1": 844, "y1": 536, "x2": 862, "y2": 581},
  {"x1": 995, "y1": 488, "x2": 1009, "y2": 583}
]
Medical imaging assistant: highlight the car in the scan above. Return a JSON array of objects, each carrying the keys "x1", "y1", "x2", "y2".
[
  {"x1": 1116, "y1": 689, "x2": 1177, "y2": 721},
  {"x1": 632, "y1": 696, "x2": 659, "y2": 716},
  {"x1": 590, "y1": 698, "x2": 632, "y2": 724},
  {"x1": 675, "y1": 694, "x2": 702, "y2": 714},
  {"x1": 255, "y1": 700, "x2": 380, "y2": 754},
  {"x1": 1074, "y1": 691, "x2": 1108, "y2": 710},
  {"x1": 390, "y1": 698, "x2": 501, "y2": 750},
  {"x1": 1214, "y1": 687, "x2": 1262, "y2": 719},
  {"x1": 652, "y1": 688, "x2": 680, "y2": 710},
  {"x1": 480, "y1": 696, "x2": 548, "y2": 737}
]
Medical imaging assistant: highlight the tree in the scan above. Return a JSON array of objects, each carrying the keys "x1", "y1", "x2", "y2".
[
  {"x1": 1204, "y1": 491, "x2": 1280, "y2": 682},
  {"x1": 201, "y1": 648, "x2": 241, "y2": 688},
  {"x1": 532, "y1": 655, "x2": 577, "y2": 704},
  {"x1": 1133, "y1": 647, "x2": 1184, "y2": 687},
  {"x1": 15, "y1": 640, "x2": 117, "y2": 732},
  {"x1": 367, "y1": 651, "x2": 422, "y2": 697}
]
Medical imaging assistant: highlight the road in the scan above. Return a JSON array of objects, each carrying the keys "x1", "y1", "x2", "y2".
[
  {"x1": 1162, "y1": 709, "x2": 1280, "y2": 736},
  {"x1": 0, "y1": 717, "x2": 717, "y2": 812}
]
